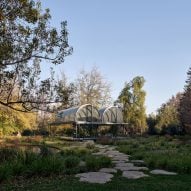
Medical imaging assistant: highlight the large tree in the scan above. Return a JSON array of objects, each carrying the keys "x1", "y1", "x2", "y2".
[
  {"x1": 0, "y1": 0, "x2": 72, "y2": 112},
  {"x1": 118, "y1": 76, "x2": 147, "y2": 134},
  {"x1": 75, "y1": 67, "x2": 112, "y2": 107},
  {"x1": 155, "y1": 93, "x2": 182, "y2": 135},
  {"x1": 179, "y1": 67, "x2": 191, "y2": 134}
]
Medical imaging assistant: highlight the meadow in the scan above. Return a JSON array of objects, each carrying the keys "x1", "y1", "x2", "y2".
[{"x1": 0, "y1": 136, "x2": 191, "y2": 191}]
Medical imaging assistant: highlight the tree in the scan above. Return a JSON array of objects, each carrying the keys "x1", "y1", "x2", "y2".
[
  {"x1": 155, "y1": 93, "x2": 182, "y2": 135},
  {"x1": 118, "y1": 76, "x2": 147, "y2": 134},
  {"x1": 146, "y1": 113, "x2": 158, "y2": 135},
  {"x1": 0, "y1": 104, "x2": 37, "y2": 136},
  {"x1": 179, "y1": 67, "x2": 191, "y2": 134},
  {"x1": 0, "y1": 0, "x2": 72, "y2": 112},
  {"x1": 75, "y1": 67, "x2": 112, "y2": 107},
  {"x1": 56, "y1": 72, "x2": 77, "y2": 109}
]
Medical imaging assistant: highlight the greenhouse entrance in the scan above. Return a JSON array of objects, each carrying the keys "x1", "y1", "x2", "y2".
[{"x1": 49, "y1": 104, "x2": 128, "y2": 139}]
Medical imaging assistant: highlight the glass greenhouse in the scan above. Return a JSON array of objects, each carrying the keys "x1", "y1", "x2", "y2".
[
  {"x1": 51, "y1": 104, "x2": 127, "y2": 138},
  {"x1": 56, "y1": 104, "x2": 100, "y2": 123},
  {"x1": 99, "y1": 106, "x2": 123, "y2": 124}
]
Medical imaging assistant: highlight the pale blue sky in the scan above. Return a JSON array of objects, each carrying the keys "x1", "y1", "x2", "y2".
[{"x1": 41, "y1": 0, "x2": 191, "y2": 114}]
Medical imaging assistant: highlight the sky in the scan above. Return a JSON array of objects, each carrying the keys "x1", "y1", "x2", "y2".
[{"x1": 41, "y1": 0, "x2": 191, "y2": 114}]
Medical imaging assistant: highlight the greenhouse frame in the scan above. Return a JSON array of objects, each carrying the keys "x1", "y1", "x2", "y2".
[{"x1": 50, "y1": 104, "x2": 128, "y2": 138}]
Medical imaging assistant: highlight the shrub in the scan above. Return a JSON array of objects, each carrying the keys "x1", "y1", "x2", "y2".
[
  {"x1": 86, "y1": 155, "x2": 111, "y2": 171},
  {"x1": 64, "y1": 156, "x2": 80, "y2": 169},
  {"x1": 84, "y1": 141, "x2": 95, "y2": 149}
]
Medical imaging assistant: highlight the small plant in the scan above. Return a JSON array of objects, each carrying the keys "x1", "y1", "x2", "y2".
[
  {"x1": 84, "y1": 141, "x2": 95, "y2": 149},
  {"x1": 85, "y1": 155, "x2": 112, "y2": 171},
  {"x1": 64, "y1": 156, "x2": 80, "y2": 169}
]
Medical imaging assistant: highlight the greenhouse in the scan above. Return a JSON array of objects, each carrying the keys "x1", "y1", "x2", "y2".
[
  {"x1": 50, "y1": 104, "x2": 128, "y2": 138},
  {"x1": 99, "y1": 106, "x2": 123, "y2": 124},
  {"x1": 56, "y1": 104, "x2": 100, "y2": 123}
]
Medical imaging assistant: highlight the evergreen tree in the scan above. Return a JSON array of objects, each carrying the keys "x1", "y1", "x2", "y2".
[
  {"x1": 179, "y1": 67, "x2": 191, "y2": 134},
  {"x1": 155, "y1": 93, "x2": 182, "y2": 135},
  {"x1": 118, "y1": 76, "x2": 147, "y2": 134}
]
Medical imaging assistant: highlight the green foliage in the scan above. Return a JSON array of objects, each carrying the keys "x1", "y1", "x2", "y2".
[
  {"x1": 179, "y1": 67, "x2": 191, "y2": 134},
  {"x1": 64, "y1": 156, "x2": 80, "y2": 169},
  {"x1": 0, "y1": 105, "x2": 37, "y2": 136},
  {"x1": 117, "y1": 136, "x2": 191, "y2": 174},
  {"x1": 2, "y1": 173, "x2": 191, "y2": 191},
  {"x1": 118, "y1": 76, "x2": 147, "y2": 134},
  {"x1": 146, "y1": 114, "x2": 159, "y2": 135},
  {"x1": 155, "y1": 93, "x2": 182, "y2": 135},
  {"x1": 0, "y1": 0, "x2": 72, "y2": 112},
  {"x1": 85, "y1": 155, "x2": 112, "y2": 171}
]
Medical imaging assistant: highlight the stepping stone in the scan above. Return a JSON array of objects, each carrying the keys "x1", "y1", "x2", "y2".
[
  {"x1": 115, "y1": 166, "x2": 149, "y2": 171},
  {"x1": 75, "y1": 172, "x2": 113, "y2": 184},
  {"x1": 99, "y1": 168, "x2": 117, "y2": 173},
  {"x1": 112, "y1": 156, "x2": 129, "y2": 161},
  {"x1": 115, "y1": 162, "x2": 134, "y2": 167},
  {"x1": 112, "y1": 160, "x2": 129, "y2": 163},
  {"x1": 122, "y1": 171, "x2": 149, "y2": 179},
  {"x1": 150, "y1": 169, "x2": 177, "y2": 175},
  {"x1": 131, "y1": 160, "x2": 145, "y2": 164}
]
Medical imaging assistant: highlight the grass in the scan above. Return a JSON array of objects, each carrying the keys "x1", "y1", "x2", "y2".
[
  {"x1": 1, "y1": 136, "x2": 191, "y2": 191},
  {"x1": 116, "y1": 136, "x2": 191, "y2": 174},
  {"x1": 0, "y1": 142, "x2": 112, "y2": 182},
  {"x1": 1, "y1": 173, "x2": 191, "y2": 191}
]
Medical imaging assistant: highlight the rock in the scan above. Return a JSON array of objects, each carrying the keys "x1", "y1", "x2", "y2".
[
  {"x1": 115, "y1": 166, "x2": 148, "y2": 171},
  {"x1": 75, "y1": 172, "x2": 113, "y2": 184},
  {"x1": 115, "y1": 162, "x2": 134, "y2": 167},
  {"x1": 122, "y1": 171, "x2": 149, "y2": 179},
  {"x1": 131, "y1": 160, "x2": 145, "y2": 164},
  {"x1": 99, "y1": 168, "x2": 117, "y2": 173},
  {"x1": 150, "y1": 169, "x2": 177, "y2": 175}
]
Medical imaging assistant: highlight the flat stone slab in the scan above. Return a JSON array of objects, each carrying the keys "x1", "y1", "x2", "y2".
[
  {"x1": 112, "y1": 160, "x2": 129, "y2": 163},
  {"x1": 75, "y1": 172, "x2": 113, "y2": 184},
  {"x1": 122, "y1": 171, "x2": 149, "y2": 179},
  {"x1": 150, "y1": 169, "x2": 177, "y2": 175},
  {"x1": 115, "y1": 162, "x2": 134, "y2": 167},
  {"x1": 131, "y1": 160, "x2": 145, "y2": 164},
  {"x1": 115, "y1": 166, "x2": 149, "y2": 171},
  {"x1": 99, "y1": 168, "x2": 117, "y2": 173},
  {"x1": 112, "y1": 156, "x2": 129, "y2": 161}
]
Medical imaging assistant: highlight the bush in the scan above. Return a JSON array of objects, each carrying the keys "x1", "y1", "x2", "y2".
[
  {"x1": 86, "y1": 155, "x2": 112, "y2": 171},
  {"x1": 64, "y1": 156, "x2": 80, "y2": 169},
  {"x1": 84, "y1": 141, "x2": 95, "y2": 149}
]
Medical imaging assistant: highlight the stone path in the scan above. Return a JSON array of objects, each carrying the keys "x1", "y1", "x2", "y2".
[{"x1": 75, "y1": 144, "x2": 177, "y2": 184}]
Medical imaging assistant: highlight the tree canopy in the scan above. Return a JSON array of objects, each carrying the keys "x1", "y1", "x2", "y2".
[
  {"x1": 0, "y1": 0, "x2": 72, "y2": 112},
  {"x1": 179, "y1": 67, "x2": 191, "y2": 134},
  {"x1": 118, "y1": 76, "x2": 147, "y2": 134}
]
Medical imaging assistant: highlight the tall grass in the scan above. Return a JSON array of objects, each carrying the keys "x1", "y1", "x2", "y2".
[
  {"x1": 0, "y1": 145, "x2": 111, "y2": 182},
  {"x1": 117, "y1": 136, "x2": 191, "y2": 174}
]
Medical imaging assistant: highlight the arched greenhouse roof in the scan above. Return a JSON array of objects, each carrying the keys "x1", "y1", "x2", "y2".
[
  {"x1": 99, "y1": 106, "x2": 123, "y2": 123},
  {"x1": 56, "y1": 104, "x2": 100, "y2": 123}
]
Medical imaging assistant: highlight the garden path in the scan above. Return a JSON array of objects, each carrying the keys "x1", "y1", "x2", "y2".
[{"x1": 75, "y1": 144, "x2": 177, "y2": 184}]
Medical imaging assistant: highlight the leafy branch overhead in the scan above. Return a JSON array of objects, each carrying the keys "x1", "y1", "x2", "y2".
[{"x1": 0, "y1": 0, "x2": 73, "y2": 112}]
